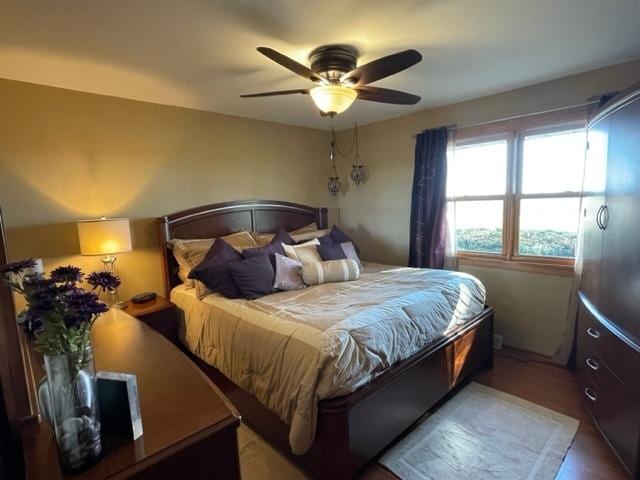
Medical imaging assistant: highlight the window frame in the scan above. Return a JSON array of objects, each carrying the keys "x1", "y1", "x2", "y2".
[{"x1": 451, "y1": 109, "x2": 588, "y2": 276}]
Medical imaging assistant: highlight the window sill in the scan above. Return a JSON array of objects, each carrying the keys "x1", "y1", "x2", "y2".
[{"x1": 457, "y1": 254, "x2": 575, "y2": 277}]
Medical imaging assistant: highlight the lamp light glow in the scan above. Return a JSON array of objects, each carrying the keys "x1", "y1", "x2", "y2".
[
  {"x1": 77, "y1": 218, "x2": 132, "y2": 256},
  {"x1": 310, "y1": 85, "x2": 357, "y2": 115}
]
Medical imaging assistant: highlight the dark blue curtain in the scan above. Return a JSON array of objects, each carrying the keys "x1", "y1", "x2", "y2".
[{"x1": 409, "y1": 126, "x2": 449, "y2": 269}]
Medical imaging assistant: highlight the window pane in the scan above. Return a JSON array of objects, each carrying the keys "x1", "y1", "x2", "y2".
[
  {"x1": 518, "y1": 198, "x2": 580, "y2": 257},
  {"x1": 521, "y1": 129, "x2": 586, "y2": 194},
  {"x1": 455, "y1": 200, "x2": 503, "y2": 254},
  {"x1": 448, "y1": 140, "x2": 507, "y2": 196}
]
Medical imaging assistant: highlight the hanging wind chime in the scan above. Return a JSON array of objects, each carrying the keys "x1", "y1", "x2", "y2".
[{"x1": 327, "y1": 122, "x2": 366, "y2": 195}]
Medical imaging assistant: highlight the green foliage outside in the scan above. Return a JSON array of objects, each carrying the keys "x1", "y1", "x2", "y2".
[{"x1": 456, "y1": 228, "x2": 576, "y2": 258}]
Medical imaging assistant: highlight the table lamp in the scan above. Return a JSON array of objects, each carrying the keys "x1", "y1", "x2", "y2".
[{"x1": 77, "y1": 217, "x2": 131, "y2": 308}]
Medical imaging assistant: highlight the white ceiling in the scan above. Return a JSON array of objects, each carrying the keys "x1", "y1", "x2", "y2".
[{"x1": 1, "y1": 0, "x2": 639, "y2": 130}]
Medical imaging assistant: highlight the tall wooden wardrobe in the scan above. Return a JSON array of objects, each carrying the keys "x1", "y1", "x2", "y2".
[{"x1": 576, "y1": 82, "x2": 640, "y2": 477}]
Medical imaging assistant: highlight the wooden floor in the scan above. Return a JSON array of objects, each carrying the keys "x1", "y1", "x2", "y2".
[{"x1": 358, "y1": 347, "x2": 629, "y2": 480}]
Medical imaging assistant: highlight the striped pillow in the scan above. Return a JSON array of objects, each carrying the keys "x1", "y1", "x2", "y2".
[{"x1": 301, "y1": 259, "x2": 360, "y2": 286}]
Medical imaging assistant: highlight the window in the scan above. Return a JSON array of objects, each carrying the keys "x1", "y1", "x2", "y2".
[
  {"x1": 448, "y1": 113, "x2": 587, "y2": 273},
  {"x1": 448, "y1": 139, "x2": 508, "y2": 255}
]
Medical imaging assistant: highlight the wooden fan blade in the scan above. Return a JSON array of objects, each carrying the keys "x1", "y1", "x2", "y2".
[
  {"x1": 355, "y1": 86, "x2": 421, "y2": 105},
  {"x1": 240, "y1": 89, "x2": 309, "y2": 98},
  {"x1": 342, "y1": 49, "x2": 422, "y2": 86},
  {"x1": 257, "y1": 47, "x2": 322, "y2": 83}
]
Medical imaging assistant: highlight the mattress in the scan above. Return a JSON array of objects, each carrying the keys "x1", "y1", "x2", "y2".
[{"x1": 171, "y1": 263, "x2": 486, "y2": 455}]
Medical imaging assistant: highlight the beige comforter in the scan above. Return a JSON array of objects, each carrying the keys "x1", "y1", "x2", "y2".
[{"x1": 171, "y1": 263, "x2": 486, "y2": 455}]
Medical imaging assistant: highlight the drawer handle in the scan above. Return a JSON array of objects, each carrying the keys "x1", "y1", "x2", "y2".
[
  {"x1": 585, "y1": 357, "x2": 600, "y2": 371},
  {"x1": 584, "y1": 387, "x2": 597, "y2": 402},
  {"x1": 587, "y1": 327, "x2": 600, "y2": 339}
]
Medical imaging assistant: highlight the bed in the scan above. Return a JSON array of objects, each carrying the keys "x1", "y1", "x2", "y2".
[{"x1": 158, "y1": 200, "x2": 494, "y2": 480}]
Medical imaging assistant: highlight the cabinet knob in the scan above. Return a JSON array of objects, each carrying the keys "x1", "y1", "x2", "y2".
[
  {"x1": 587, "y1": 327, "x2": 601, "y2": 339},
  {"x1": 584, "y1": 387, "x2": 597, "y2": 402},
  {"x1": 585, "y1": 357, "x2": 600, "y2": 371}
]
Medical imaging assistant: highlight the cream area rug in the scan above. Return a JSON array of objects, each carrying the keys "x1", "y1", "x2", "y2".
[{"x1": 380, "y1": 382, "x2": 579, "y2": 480}]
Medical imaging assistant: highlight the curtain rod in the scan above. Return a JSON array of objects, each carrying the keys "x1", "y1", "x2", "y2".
[{"x1": 410, "y1": 97, "x2": 601, "y2": 139}]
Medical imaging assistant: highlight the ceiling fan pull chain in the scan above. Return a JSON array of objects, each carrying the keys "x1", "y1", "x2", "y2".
[{"x1": 331, "y1": 123, "x2": 357, "y2": 158}]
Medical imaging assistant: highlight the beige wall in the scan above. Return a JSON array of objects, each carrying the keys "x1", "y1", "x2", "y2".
[
  {"x1": 335, "y1": 59, "x2": 640, "y2": 356},
  {"x1": 0, "y1": 78, "x2": 336, "y2": 299},
  {"x1": 3, "y1": 59, "x2": 640, "y2": 356}
]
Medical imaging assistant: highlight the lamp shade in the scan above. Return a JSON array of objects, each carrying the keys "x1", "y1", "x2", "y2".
[
  {"x1": 77, "y1": 218, "x2": 132, "y2": 256},
  {"x1": 310, "y1": 85, "x2": 357, "y2": 115}
]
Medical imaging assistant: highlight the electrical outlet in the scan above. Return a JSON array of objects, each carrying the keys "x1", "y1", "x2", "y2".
[{"x1": 493, "y1": 334, "x2": 503, "y2": 350}]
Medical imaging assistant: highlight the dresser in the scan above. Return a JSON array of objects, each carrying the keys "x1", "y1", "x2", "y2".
[
  {"x1": 21, "y1": 308, "x2": 241, "y2": 480},
  {"x1": 576, "y1": 83, "x2": 640, "y2": 477}
]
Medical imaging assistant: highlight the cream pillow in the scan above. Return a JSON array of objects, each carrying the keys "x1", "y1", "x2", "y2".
[
  {"x1": 252, "y1": 223, "x2": 328, "y2": 245},
  {"x1": 291, "y1": 228, "x2": 329, "y2": 243},
  {"x1": 222, "y1": 231, "x2": 259, "y2": 251},
  {"x1": 283, "y1": 238, "x2": 322, "y2": 264},
  {"x1": 252, "y1": 232, "x2": 274, "y2": 246},
  {"x1": 290, "y1": 222, "x2": 318, "y2": 234},
  {"x1": 289, "y1": 222, "x2": 329, "y2": 243},
  {"x1": 302, "y1": 259, "x2": 360, "y2": 285},
  {"x1": 168, "y1": 238, "x2": 215, "y2": 288}
]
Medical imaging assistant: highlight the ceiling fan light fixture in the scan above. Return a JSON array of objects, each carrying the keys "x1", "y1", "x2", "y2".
[{"x1": 310, "y1": 85, "x2": 357, "y2": 115}]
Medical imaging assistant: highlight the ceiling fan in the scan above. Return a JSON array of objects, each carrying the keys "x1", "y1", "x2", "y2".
[{"x1": 240, "y1": 45, "x2": 423, "y2": 116}]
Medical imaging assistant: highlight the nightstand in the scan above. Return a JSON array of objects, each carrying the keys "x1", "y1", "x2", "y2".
[{"x1": 122, "y1": 296, "x2": 179, "y2": 345}]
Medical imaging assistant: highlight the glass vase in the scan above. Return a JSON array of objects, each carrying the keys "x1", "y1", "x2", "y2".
[{"x1": 42, "y1": 345, "x2": 102, "y2": 473}]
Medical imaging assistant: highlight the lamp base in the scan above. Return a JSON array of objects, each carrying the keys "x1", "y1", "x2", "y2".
[{"x1": 101, "y1": 255, "x2": 124, "y2": 309}]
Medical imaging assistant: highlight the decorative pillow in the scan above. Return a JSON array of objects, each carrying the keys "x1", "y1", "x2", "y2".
[
  {"x1": 251, "y1": 232, "x2": 274, "y2": 246},
  {"x1": 290, "y1": 223, "x2": 330, "y2": 243},
  {"x1": 168, "y1": 238, "x2": 215, "y2": 288},
  {"x1": 253, "y1": 223, "x2": 328, "y2": 245},
  {"x1": 221, "y1": 231, "x2": 259, "y2": 252},
  {"x1": 243, "y1": 227, "x2": 294, "y2": 267},
  {"x1": 188, "y1": 239, "x2": 243, "y2": 299},
  {"x1": 317, "y1": 242, "x2": 347, "y2": 261},
  {"x1": 228, "y1": 254, "x2": 275, "y2": 300},
  {"x1": 339, "y1": 241, "x2": 363, "y2": 270},
  {"x1": 273, "y1": 253, "x2": 305, "y2": 291},
  {"x1": 283, "y1": 238, "x2": 322, "y2": 264},
  {"x1": 168, "y1": 231, "x2": 258, "y2": 288},
  {"x1": 301, "y1": 259, "x2": 360, "y2": 286},
  {"x1": 327, "y1": 225, "x2": 360, "y2": 255}
]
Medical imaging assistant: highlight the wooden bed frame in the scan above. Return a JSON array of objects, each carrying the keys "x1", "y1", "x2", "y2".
[{"x1": 158, "y1": 199, "x2": 494, "y2": 480}]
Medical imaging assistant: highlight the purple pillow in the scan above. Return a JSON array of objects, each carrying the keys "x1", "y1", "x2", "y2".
[
  {"x1": 243, "y1": 227, "x2": 295, "y2": 267},
  {"x1": 318, "y1": 225, "x2": 360, "y2": 255},
  {"x1": 273, "y1": 254, "x2": 305, "y2": 291},
  {"x1": 188, "y1": 238, "x2": 243, "y2": 298},
  {"x1": 317, "y1": 242, "x2": 347, "y2": 261},
  {"x1": 228, "y1": 254, "x2": 275, "y2": 300}
]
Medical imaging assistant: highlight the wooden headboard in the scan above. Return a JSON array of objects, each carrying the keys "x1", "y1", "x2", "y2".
[{"x1": 157, "y1": 200, "x2": 328, "y2": 297}]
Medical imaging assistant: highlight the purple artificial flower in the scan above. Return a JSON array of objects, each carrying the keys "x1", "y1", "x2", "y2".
[
  {"x1": 19, "y1": 276, "x2": 59, "y2": 334},
  {"x1": 0, "y1": 258, "x2": 37, "y2": 276},
  {"x1": 61, "y1": 288, "x2": 108, "y2": 328},
  {"x1": 22, "y1": 276, "x2": 58, "y2": 300},
  {"x1": 50, "y1": 265, "x2": 83, "y2": 284},
  {"x1": 86, "y1": 271, "x2": 121, "y2": 293}
]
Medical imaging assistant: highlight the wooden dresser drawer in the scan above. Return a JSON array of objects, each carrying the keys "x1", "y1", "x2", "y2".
[
  {"x1": 577, "y1": 297, "x2": 640, "y2": 474},
  {"x1": 578, "y1": 297, "x2": 640, "y2": 395},
  {"x1": 577, "y1": 360, "x2": 640, "y2": 473}
]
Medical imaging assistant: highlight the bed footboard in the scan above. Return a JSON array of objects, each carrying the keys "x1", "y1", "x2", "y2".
[{"x1": 187, "y1": 307, "x2": 494, "y2": 480}]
